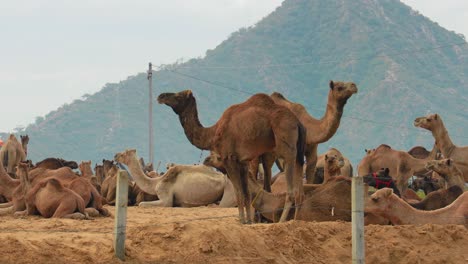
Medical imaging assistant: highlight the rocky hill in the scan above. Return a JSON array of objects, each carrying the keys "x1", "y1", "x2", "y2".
[{"x1": 5, "y1": 0, "x2": 468, "y2": 168}]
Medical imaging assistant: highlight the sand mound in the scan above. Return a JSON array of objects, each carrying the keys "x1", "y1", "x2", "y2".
[{"x1": 0, "y1": 206, "x2": 467, "y2": 263}]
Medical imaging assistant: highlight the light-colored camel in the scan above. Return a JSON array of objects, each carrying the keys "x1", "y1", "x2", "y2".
[
  {"x1": 414, "y1": 113, "x2": 468, "y2": 182},
  {"x1": 425, "y1": 158, "x2": 465, "y2": 190},
  {"x1": 114, "y1": 149, "x2": 237, "y2": 207},
  {"x1": 365, "y1": 188, "x2": 468, "y2": 227},
  {"x1": 270, "y1": 81, "x2": 357, "y2": 183},
  {"x1": 410, "y1": 185, "x2": 463, "y2": 211},
  {"x1": 0, "y1": 160, "x2": 22, "y2": 214},
  {"x1": 0, "y1": 134, "x2": 29, "y2": 176},
  {"x1": 358, "y1": 144, "x2": 439, "y2": 193},
  {"x1": 158, "y1": 90, "x2": 306, "y2": 223},
  {"x1": 313, "y1": 148, "x2": 351, "y2": 183},
  {"x1": 79, "y1": 160, "x2": 100, "y2": 192},
  {"x1": 13, "y1": 163, "x2": 87, "y2": 219}
]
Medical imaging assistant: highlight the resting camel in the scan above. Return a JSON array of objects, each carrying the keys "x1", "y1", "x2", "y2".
[
  {"x1": 411, "y1": 176, "x2": 442, "y2": 195},
  {"x1": 425, "y1": 158, "x2": 466, "y2": 190},
  {"x1": 414, "y1": 113, "x2": 468, "y2": 182},
  {"x1": 313, "y1": 148, "x2": 352, "y2": 183},
  {"x1": 115, "y1": 149, "x2": 237, "y2": 208},
  {"x1": 365, "y1": 188, "x2": 468, "y2": 227},
  {"x1": 13, "y1": 163, "x2": 88, "y2": 219},
  {"x1": 358, "y1": 144, "x2": 439, "y2": 194},
  {"x1": 270, "y1": 81, "x2": 357, "y2": 183},
  {"x1": 158, "y1": 90, "x2": 306, "y2": 223},
  {"x1": 0, "y1": 160, "x2": 21, "y2": 213},
  {"x1": 34, "y1": 157, "x2": 78, "y2": 170},
  {"x1": 0, "y1": 134, "x2": 29, "y2": 177},
  {"x1": 362, "y1": 168, "x2": 401, "y2": 197},
  {"x1": 410, "y1": 185, "x2": 463, "y2": 211}
]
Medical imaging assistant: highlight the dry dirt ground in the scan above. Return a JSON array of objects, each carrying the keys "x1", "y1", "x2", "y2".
[{"x1": 0, "y1": 206, "x2": 467, "y2": 264}]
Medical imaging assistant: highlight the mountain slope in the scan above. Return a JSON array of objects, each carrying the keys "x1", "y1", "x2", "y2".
[{"x1": 8, "y1": 0, "x2": 468, "y2": 167}]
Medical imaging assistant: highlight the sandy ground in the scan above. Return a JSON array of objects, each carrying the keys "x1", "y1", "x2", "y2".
[{"x1": 0, "y1": 206, "x2": 467, "y2": 264}]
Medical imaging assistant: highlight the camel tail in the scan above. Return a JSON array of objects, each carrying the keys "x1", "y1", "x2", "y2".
[{"x1": 296, "y1": 123, "x2": 306, "y2": 167}]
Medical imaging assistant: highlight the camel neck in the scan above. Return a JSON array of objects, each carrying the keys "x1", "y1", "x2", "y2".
[
  {"x1": 178, "y1": 97, "x2": 216, "y2": 150},
  {"x1": 124, "y1": 155, "x2": 160, "y2": 195},
  {"x1": 432, "y1": 121, "x2": 455, "y2": 157},
  {"x1": 385, "y1": 194, "x2": 456, "y2": 225},
  {"x1": 407, "y1": 155, "x2": 432, "y2": 174},
  {"x1": 312, "y1": 93, "x2": 344, "y2": 143},
  {"x1": 80, "y1": 166, "x2": 94, "y2": 178},
  {"x1": 0, "y1": 164, "x2": 19, "y2": 199},
  {"x1": 324, "y1": 163, "x2": 341, "y2": 182}
]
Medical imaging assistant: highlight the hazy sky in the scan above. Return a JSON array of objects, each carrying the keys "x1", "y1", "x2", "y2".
[{"x1": 0, "y1": 0, "x2": 467, "y2": 132}]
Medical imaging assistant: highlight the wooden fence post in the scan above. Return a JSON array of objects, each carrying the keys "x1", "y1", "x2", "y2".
[
  {"x1": 114, "y1": 169, "x2": 129, "y2": 260},
  {"x1": 352, "y1": 176, "x2": 365, "y2": 264}
]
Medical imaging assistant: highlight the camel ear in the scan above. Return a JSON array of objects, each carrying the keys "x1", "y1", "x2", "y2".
[
  {"x1": 446, "y1": 159, "x2": 452, "y2": 166},
  {"x1": 329, "y1": 80, "x2": 334, "y2": 89},
  {"x1": 186, "y1": 90, "x2": 193, "y2": 97},
  {"x1": 365, "y1": 149, "x2": 368, "y2": 153},
  {"x1": 382, "y1": 188, "x2": 393, "y2": 197},
  {"x1": 325, "y1": 154, "x2": 329, "y2": 160},
  {"x1": 434, "y1": 114, "x2": 438, "y2": 120}
]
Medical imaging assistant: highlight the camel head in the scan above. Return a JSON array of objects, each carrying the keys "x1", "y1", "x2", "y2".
[
  {"x1": 63, "y1": 160, "x2": 78, "y2": 170},
  {"x1": 365, "y1": 188, "x2": 394, "y2": 214},
  {"x1": 414, "y1": 114, "x2": 441, "y2": 131},
  {"x1": 425, "y1": 158, "x2": 454, "y2": 175},
  {"x1": 203, "y1": 151, "x2": 227, "y2": 173},
  {"x1": 329, "y1": 80, "x2": 358, "y2": 106},
  {"x1": 364, "y1": 148, "x2": 375, "y2": 155},
  {"x1": 79, "y1": 160, "x2": 93, "y2": 175},
  {"x1": 114, "y1": 149, "x2": 138, "y2": 166},
  {"x1": 157, "y1": 90, "x2": 194, "y2": 114},
  {"x1": 324, "y1": 154, "x2": 344, "y2": 170},
  {"x1": 20, "y1": 135, "x2": 29, "y2": 145}
]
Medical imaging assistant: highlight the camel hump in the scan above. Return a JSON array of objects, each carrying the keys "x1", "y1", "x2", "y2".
[
  {"x1": 407, "y1": 146, "x2": 430, "y2": 159},
  {"x1": 46, "y1": 178, "x2": 64, "y2": 189},
  {"x1": 271, "y1": 92, "x2": 286, "y2": 100},
  {"x1": 376, "y1": 144, "x2": 392, "y2": 150}
]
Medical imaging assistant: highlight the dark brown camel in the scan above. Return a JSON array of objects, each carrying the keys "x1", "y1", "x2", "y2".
[{"x1": 158, "y1": 90, "x2": 306, "y2": 223}]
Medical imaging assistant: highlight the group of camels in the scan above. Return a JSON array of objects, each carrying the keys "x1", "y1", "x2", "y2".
[{"x1": 0, "y1": 80, "x2": 466, "y2": 228}]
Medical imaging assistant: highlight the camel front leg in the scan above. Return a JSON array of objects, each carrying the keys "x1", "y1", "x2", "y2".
[
  {"x1": 279, "y1": 159, "x2": 295, "y2": 223},
  {"x1": 224, "y1": 159, "x2": 250, "y2": 224},
  {"x1": 0, "y1": 205, "x2": 15, "y2": 216},
  {"x1": 0, "y1": 202, "x2": 13, "y2": 208},
  {"x1": 139, "y1": 191, "x2": 173, "y2": 207},
  {"x1": 304, "y1": 144, "x2": 318, "y2": 184}
]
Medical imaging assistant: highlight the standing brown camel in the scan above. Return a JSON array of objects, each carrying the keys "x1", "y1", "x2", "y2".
[
  {"x1": 158, "y1": 90, "x2": 306, "y2": 223},
  {"x1": 357, "y1": 144, "x2": 439, "y2": 194},
  {"x1": 0, "y1": 134, "x2": 29, "y2": 177},
  {"x1": 414, "y1": 113, "x2": 468, "y2": 182},
  {"x1": 270, "y1": 81, "x2": 357, "y2": 183}
]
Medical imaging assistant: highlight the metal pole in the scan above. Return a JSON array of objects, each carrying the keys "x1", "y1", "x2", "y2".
[
  {"x1": 352, "y1": 176, "x2": 365, "y2": 264},
  {"x1": 147, "y1": 62, "x2": 154, "y2": 165}
]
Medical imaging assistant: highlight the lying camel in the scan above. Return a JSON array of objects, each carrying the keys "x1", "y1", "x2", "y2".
[
  {"x1": 362, "y1": 168, "x2": 401, "y2": 197},
  {"x1": 410, "y1": 185, "x2": 463, "y2": 211},
  {"x1": 313, "y1": 148, "x2": 353, "y2": 183},
  {"x1": 115, "y1": 149, "x2": 236, "y2": 207},
  {"x1": 425, "y1": 158, "x2": 466, "y2": 190},
  {"x1": 365, "y1": 188, "x2": 468, "y2": 227},
  {"x1": 358, "y1": 144, "x2": 439, "y2": 194},
  {"x1": 14, "y1": 163, "x2": 87, "y2": 219},
  {"x1": 411, "y1": 176, "x2": 442, "y2": 195},
  {"x1": 0, "y1": 134, "x2": 29, "y2": 177}
]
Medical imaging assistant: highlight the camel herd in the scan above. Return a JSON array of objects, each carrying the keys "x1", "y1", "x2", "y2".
[{"x1": 0, "y1": 80, "x2": 466, "y2": 228}]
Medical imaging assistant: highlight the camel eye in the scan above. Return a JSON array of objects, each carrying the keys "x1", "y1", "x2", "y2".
[
  {"x1": 372, "y1": 197, "x2": 379, "y2": 203},
  {"x1": 338, "y1": 86, "x2": 344, "y2": 91},
  {"x1": 427, "y1": 119, "x2": 432, "y2": 122}
]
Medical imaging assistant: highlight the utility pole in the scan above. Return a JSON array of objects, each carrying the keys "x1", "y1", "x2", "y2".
[{"x1": 147, "y1": 62, "x2": 154, "y2": 165}]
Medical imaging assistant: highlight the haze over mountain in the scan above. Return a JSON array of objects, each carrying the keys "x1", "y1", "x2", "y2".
[{"x1": 2, "y1": 0, "x2": 467, "y2": 168}]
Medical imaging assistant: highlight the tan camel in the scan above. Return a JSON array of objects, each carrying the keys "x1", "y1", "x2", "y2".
[
  {"x1": 425, "y1": 159, "x2": 465, "y2": 190},
  {"x1": 94, "y1": 164, "x2": 105, "y2": 186},
  {"x1": 0, "y1": 160, "x2": 21, "y2": 214},
  {"x1": 313, "y1": 148, "x2": 352, "y2": 183},
  {"x1": 410, "y1": 185, "x2": 463, "y2": 211},
  {"x1": 114, "y1": 149, "x2": 237, "y2": 207},
  {"x1": 357, "y1": 144, "x2": 439, "y2": 193},
  {"x1": 158, "y1": 90, "x2": 306, "y2": 223},
  {"x1": 365, "y1": 188, "x2": 468, "y2": 227},
  {"x1": 0, "y1": 134, "x2": 29, "y2": 176},
  {"x1": 14, "y1": 163, "x2": 87, "y2": 219},
  {"x1": 270, "y1": 81, "x2": 357, "y2": 183},
  {"x1": 414, "y1": 113, "x2": 468, "y2": 182},
  {"x1": 79, "y1": 160, "x2": 100, "y2": 192}
]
